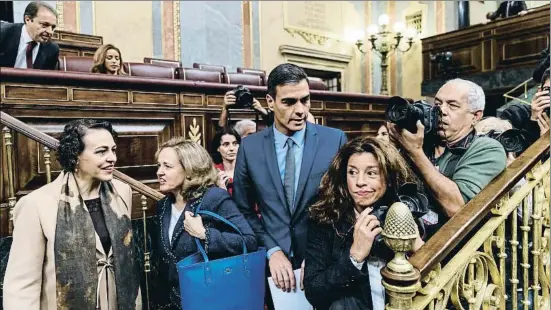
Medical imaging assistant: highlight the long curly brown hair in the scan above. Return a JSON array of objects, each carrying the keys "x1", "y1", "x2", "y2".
[{"x1": 309, "y1": 136, "x2": 419, "y2": 225}]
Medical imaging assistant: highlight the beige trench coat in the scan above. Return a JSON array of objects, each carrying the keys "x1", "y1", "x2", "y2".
[{"x1": 2, "y1": 174, "x2": 142, "y2": 310}]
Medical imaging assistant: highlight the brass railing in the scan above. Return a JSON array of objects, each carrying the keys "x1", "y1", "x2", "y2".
[
  {"x1": 503, "y1": 78, "x2": 535, "y2": 106},
  {"x1": 382, "y1": 132, "x2": 551, "y2": 310},
  {"x1": 0, "y1": 111, "x2": 162, "y2": 309}
]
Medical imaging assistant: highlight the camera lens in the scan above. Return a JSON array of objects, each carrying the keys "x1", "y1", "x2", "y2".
[
  {"x1": 496, "y1": 129, "x2": 526, "y2": 153},
  {"x1": 386, "y1": 96, "x2": 410, "y2": 123},
  {"x1": 238, "y1": 92, "x2": 254, "y2": 108}
]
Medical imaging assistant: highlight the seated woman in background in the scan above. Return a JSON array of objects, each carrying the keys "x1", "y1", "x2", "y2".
[
  {"x1": 91, "y1": 43, "x2": 127, "y2": 75},
  {"x1": 304, "y1": 136, "x2": 426, "y2": 310},
  {"x1": 211, "y1": 126, "x2": 241, "y2": 195},
  {"x1": 3, "y1": 119, "x2": 141, "y2": 309},
  {"x1": 150, "y1": 138, "x2": 257, "y2": 309}
]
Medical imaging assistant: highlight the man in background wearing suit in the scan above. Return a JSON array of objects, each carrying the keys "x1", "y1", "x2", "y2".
[
  {"x1": 233, "y1": 63, "x2": 347, "y2": 297},
  {"x1": 486, "y1": 1, "x2": 528, "y2": 21},
  {"x1": 0, "y1": 2, "x2": 59, "y2": 70}
]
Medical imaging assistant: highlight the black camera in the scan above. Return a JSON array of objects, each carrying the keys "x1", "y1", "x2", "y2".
[
  {"x1": 230, "y1": 85, "x2": 254, "y2": 109},
  {"x1": 385, "y1": 96, "x2": 442, "y2": 136},
  {"x1": 483, "y1": 129, "x2": 531, "y2": 154},
  {"x1": 370, "y1": 183, "x2": 429, "y2": 260}
]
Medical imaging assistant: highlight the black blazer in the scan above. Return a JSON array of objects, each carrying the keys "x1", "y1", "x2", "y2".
[
  {"x1": 489, "y1": 1, "x2": 527, "y2": 20},
  {"x1": 149, "y1": 187, "x2": 257, "y2": 309},
  {"x1": 0, "y1": 22, "x2": 59, "y2": 69},
  {"x1": 233, "y1": 123, "x2": 347, "y2": 268},
  {"x1": 304, "y1": 219, "x2": 373, "y2": 310}
]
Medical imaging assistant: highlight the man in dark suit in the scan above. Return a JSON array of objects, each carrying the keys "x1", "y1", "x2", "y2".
[
  {"x1": 0, "y1": 2, "x2": 59, "y2": 70},
  {"x1": 233, "y1": 63, "x2": 347, "y2": 295},
  {"x1": 486, "y1": 1, "x2": 528, "y2": 21}
]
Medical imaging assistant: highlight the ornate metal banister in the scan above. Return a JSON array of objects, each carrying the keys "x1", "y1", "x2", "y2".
[
  {"x1": 0, "y1": 111, "x2": 164, "y2": 201},
  {"x1": 503, "y1": 78, "x2": 534, "y2": 106}
]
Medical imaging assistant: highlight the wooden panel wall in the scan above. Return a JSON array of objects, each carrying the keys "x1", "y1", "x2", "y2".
[{"x1": 422, "y1": 4, "x2": 549, "y2": 81}]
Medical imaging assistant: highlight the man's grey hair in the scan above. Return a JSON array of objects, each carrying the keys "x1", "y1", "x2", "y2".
[
  {"x1": 445, "y1": 78, "x2": 485, "y2": 112},
  {"x1": 233, "y1": 120, "x2": 256, "y2": 137}
]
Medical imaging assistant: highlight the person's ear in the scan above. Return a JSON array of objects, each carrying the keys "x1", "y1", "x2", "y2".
[
  {"x1": 266, "y1": 94, "x2": 275, "y2": 112},
  {"x1": 473, "y1": 110, "x2": 484, "y2": 123}
]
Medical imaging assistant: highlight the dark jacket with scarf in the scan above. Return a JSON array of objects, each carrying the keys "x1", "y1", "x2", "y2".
[
  {"x1": 0, "y1": 22, "x2": 59, "y2": 69},
  {"x1": 149, "y1": 187, "x2": 257, "y2": 309},
  {"x1": 304, "y1": 218, "x2": 374, "y2": 310}
]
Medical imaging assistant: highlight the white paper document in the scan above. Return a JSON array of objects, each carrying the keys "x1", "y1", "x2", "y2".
[{"x1": 267, "y1": 268, "x2": 314, "y2": 310}]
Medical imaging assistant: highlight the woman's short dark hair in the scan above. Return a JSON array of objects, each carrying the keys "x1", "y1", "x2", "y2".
[
  {"x1": 309, "y1": 136, "x2": 419, "y2": 225},
  {"x1": 58, "y1": 119, "x2": 118, "y2": 172},
  {"x1": 211, "y1": 127, "x2": 241, "y2": 164}
]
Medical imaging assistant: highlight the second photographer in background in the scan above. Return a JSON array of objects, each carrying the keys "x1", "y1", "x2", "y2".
[
  {"x1": 218, "y1": 87, "x2": 270, "y2": 132},
  {"x1": 218, "y1": 86, "x2": 316, "y2": 137},
  {"x1": 91, "y1": 44, "x2": 127, "y2": 76},
  {"x1": 486, "y1": 1, "x2": 528, "y2": 21}
]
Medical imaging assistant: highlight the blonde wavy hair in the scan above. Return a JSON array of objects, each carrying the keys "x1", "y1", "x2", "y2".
[
  {"x1": 91, "y1": 44, "x2": 127, "y2": 75},
  {"x1": 155, "y1": 138, "x2": 218, "y2": 200}
]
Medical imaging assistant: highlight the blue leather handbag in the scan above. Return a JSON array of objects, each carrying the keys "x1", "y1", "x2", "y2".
[{"x1": 176, "y1": 204, "x2": 266, "y2": 310}]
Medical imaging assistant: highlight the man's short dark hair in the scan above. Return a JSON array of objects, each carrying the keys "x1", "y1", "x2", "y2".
[
  {"x1": 541, "y1": 68, "x2": 550, "y2": 87},
  {"x1": 23, "y1": 1, "x2": 58, "y2": 22},
  {"x1": 267, "y1": 63, "x2": 309, "y2": 98}
]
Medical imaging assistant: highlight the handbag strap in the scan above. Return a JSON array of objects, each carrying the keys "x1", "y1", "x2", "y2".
[{"x1": 193, "y1": 203, "x2": 248, "y2": 263}]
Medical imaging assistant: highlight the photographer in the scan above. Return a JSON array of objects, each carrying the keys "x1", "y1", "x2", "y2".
[
  {"x1": 388, "y1": 79, "x2": 506, "y2": 233},
  {"x1": 218, "y1": 89, "x2": 272, "y2": 133}
]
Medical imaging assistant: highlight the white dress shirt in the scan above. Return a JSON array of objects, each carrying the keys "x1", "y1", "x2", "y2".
[
  {"x1": 14, "y1": 25, "x2": 40, "y2": 69},
  {"x1": 168, "y1": 204, "x2": 185, "y2": 244}
]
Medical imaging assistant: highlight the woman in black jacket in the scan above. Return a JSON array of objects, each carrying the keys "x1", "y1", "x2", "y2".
[
  {"x1": 149, "y1": 138, "x2": 257, "y2": 309},
  {"x1": 304, "y1": 136, "x2": 426, "y2": 310}
]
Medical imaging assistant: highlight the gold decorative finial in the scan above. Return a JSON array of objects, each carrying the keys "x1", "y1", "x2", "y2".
[
  {"x1": 382, "y1": 202, "x2": 419, "y2": 274},
  {"x1": 381, "y1": 202, "x2": 421, "y2": 310}
]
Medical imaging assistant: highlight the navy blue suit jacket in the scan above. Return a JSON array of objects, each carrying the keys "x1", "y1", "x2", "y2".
[
  {"x1": 233, "y1": 122, "x2": 347, "y2": 267},
  {"x1": 150, "y1": 187, "x2": 257, "y2": 309}
]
